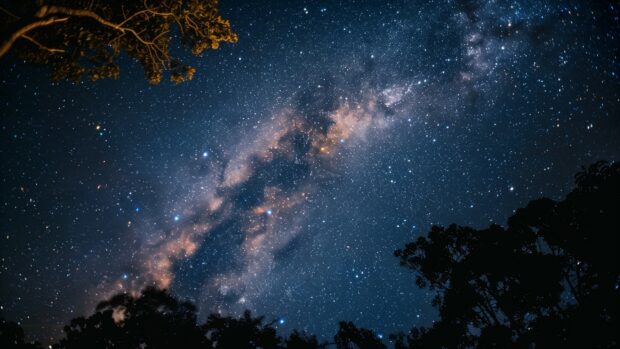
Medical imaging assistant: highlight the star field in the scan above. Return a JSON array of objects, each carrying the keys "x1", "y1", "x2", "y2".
[{"x1": 1, "y1": 0, "x2": 619, "y2": 344}]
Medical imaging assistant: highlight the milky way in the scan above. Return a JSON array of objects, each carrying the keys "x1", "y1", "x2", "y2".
[
  {"x1": 1, "y1": 0, "x2": 619, "y2": 343},
  {"x1": 127, "y1": 85, "x2": 408, "y2": 311}
]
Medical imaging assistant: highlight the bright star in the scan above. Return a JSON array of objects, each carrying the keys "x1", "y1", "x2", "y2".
[
  {"x1": 279, "y1": 319, "x2": 285, "y2": 325},
  {"x1": 174, "y1": 215, "x2": 180, "y2": 221}
]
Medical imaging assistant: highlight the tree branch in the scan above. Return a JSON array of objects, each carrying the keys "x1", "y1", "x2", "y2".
[
  {"x1": 22, "y1": 34, "x2": 65, "y2": 54},
  {"x1": 37, "y1": 6, "x2": 156, "y2": 47},
  {"x1": 0, "y1": 5, "x2": 20, "y2": 19},
  {"x1": 34, "y1": 5, "x2": 171, "y2": 69},
  {"x1": 0, "y1": 16, "x2": 69, "y2": 58}
]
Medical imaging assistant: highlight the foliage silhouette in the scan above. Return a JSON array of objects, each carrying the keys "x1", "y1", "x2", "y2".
[
  {"x1": 53, "y1": 287, "x2": 209, "y2": 349},
  {"x1": 284, "y1": 330, "x2": 322, "y2": 349},
  {"x1": 0, "y1": 0, "x2": 237, "y2": 84},
  {"x1": 334, "y1": 322, "x2": 386, "y2": 349},
  {"x1": 0, "y1": 319, "x2": 42, "y2": 349},
  {"x1": 2, "y1": 286, "x2": 381, "y2": 348},
  {"x1": 394, "y1": 161, "x2": 619, "y2": 348},
  {"x1": 204, "y1": 310, "x2": 280, "y2": 349}
]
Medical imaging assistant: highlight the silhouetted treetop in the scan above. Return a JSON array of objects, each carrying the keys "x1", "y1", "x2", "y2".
[
  {"x1": 285, "y1": 330, "x2": 322, "y2": 349},
  {"x1": 54, "y1": 287, "x2": 209, "y2": 349},
  {"x1": 1, "y1": 319, "x2": 42, "y2": 349},
  {"x1": 394, "y1": 161, "x2": 619, "y2": 348},
  {"x1": 334, "y1": 321, "x2": 386, "y2": 349},
  {"x1": 0, "y1": 0, "x2": 237, "y2": 84},
  {"x1": 204, "y1": 310, "x2": 281, "y2": 349},
  {"x1": 39, "y1": 286, "x2": 347, "y2": 349}
]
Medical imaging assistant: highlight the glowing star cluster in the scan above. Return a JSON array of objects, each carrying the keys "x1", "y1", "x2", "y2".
[{"x1": 115, "y1": 86, "x2": 411, "y2": 311}]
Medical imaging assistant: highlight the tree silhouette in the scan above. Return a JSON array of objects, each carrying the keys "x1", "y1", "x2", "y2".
[
  {"x1": 203, "y1": 310, "x2": 281, "y2": 349},
  {"x1": 334, "y1": 322, "x2": 386, "y2": 349},
  {"x1": 394, "y1": 161, "x2": 619, "y2": 348},
  {"x1": 53, "y1": 287, "x2": 209, "y2": 349},
  {"x1": 284, "y1": 330, "x2": 322, "y2": 349},
  {"x1": 45, "y1": 287, "x2": 328, "y2": 349},
  {"x1": 0, "y1": 0, "x2": 237, "y2": 84},
  {"x1": 0, "y1": 319, "x2": 42, "y2": 349}
]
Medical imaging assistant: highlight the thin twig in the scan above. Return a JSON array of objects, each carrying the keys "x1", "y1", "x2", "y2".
[
  {"x1": 0, "y1": 16, "x2": 69, "y2": 58},
  {"x1": 0, "y1": 5, "x2": 19, "y2": 19},
  {"x1": 22, "y1": 34, "x2": 65, "y2": 54}
]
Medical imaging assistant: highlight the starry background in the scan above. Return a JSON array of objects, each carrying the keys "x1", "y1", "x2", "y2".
[{"x1": 1, "y1": 0, "x2": 619, "y2": 344}]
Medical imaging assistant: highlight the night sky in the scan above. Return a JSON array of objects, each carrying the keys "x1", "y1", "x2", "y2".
[{"x1": 1, "y1": 0, "x2": 619, "y2": 344}]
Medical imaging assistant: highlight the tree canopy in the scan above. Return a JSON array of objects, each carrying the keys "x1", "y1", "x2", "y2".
[
  {"x1": 394, "y1": 161, "x2": 619, "y2": 348},
  {"x1": 2, "y1": 287, "x2": 384, "y2": 349},
  {"x1": 0, "y1": 0, "x2": 237, "y2": 84},
  {"x1": 1, "y1": 319, "x2": 42, "y2": 349}
]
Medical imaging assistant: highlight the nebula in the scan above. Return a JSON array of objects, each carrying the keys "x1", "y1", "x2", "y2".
[{"x1": 108, "y1": 86, "x2": 411, "y2": 314}]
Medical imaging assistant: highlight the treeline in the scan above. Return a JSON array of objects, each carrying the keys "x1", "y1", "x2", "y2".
[
  {"x1": 2, "y1": 287, "x2": 386, "y2": 349},
  {"x1": 2, "y1": 161, "x2": 618, "y2": 348}
]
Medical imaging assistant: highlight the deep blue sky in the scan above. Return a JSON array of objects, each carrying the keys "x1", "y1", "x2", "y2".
[{"x1": 1, "y1": 0, "x2": 619, "y2": 344}]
